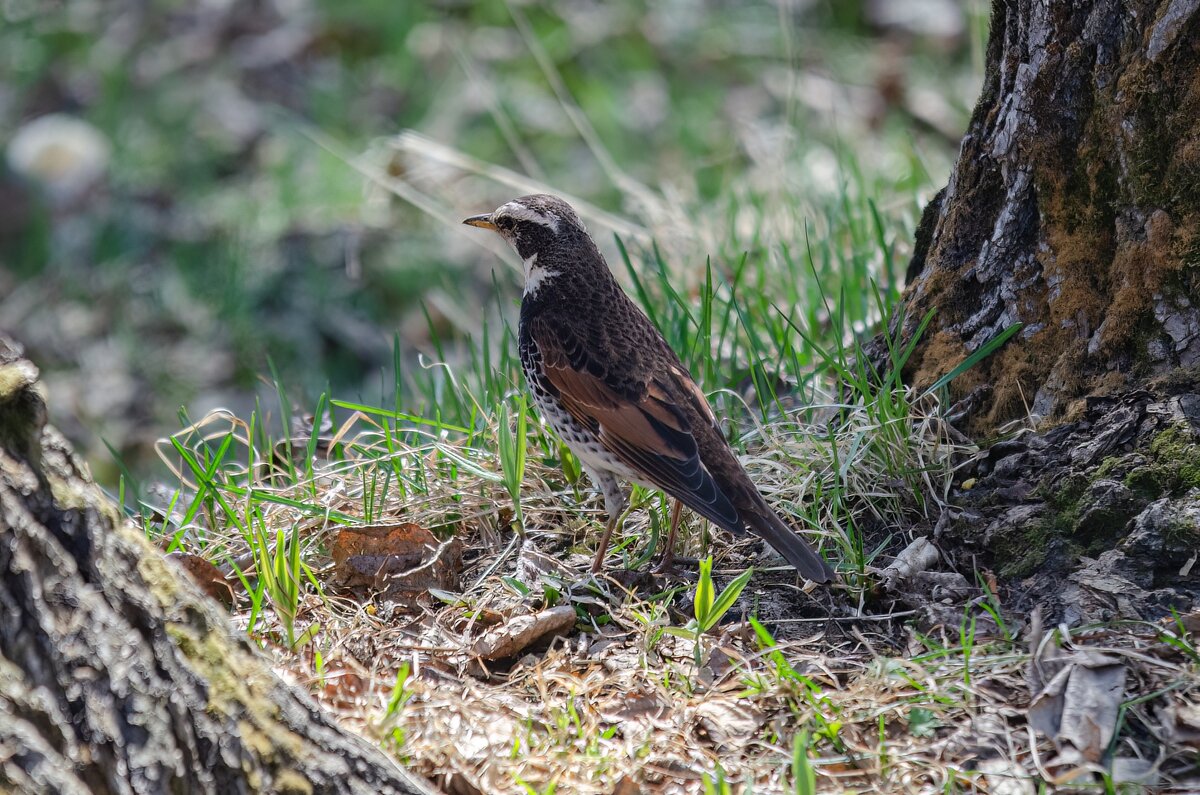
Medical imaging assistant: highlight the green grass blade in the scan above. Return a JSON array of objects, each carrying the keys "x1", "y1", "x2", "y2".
[
  {"x1": 699, "y1": 567, "x2": 753, "y2": 633},
  {"x1": 922, "y1": 322, "x2": 1023, "y2": 396}
]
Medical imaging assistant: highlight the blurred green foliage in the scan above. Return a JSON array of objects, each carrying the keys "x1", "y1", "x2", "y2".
[{"x1": 0, "y1": 0, "x2": 985, "y2": 479}]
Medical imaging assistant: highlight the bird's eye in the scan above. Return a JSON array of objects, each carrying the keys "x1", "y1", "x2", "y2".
[{"x1": 496, "y1": 217, "x2": 513, "y2": 230}]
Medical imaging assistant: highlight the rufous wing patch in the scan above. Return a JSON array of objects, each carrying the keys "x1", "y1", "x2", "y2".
[
  {"x1": 528, "y1": 318, "x2": 740, "y2": 531},
  {"x1": 670, "y1": 365, "x2": 718, "y2": 427}
]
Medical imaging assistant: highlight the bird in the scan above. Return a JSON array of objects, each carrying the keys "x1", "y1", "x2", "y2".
[{"x1": 463, "y1": 194, "x2": 835, "y2": 583}]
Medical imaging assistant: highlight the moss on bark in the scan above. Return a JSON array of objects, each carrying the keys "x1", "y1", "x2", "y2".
[{"x1": 899, "y1": 0, "x2": 1200, "y2": 435}]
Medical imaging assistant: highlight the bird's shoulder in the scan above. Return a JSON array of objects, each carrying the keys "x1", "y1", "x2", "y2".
[
  {"x1": 523, "y1": 292, "x2": 679, "y2": 395},
  {"x1": 523, "y1": 304, "x2": 722, "y2": 440}
]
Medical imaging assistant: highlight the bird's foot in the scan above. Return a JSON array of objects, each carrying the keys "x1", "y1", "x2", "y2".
[
  {"x1": 652, "y1": 553, "x2": 700, "y2": 578},
  {"x1": 606, "y1": 567, "x2": 658, "y2": 591}
]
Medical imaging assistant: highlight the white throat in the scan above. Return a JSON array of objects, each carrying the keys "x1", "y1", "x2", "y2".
[{"x1": 522, "y1": 253, "x2": 553, "y2": 297}]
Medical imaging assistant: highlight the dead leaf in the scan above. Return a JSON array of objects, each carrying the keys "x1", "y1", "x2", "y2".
[
  {"x1": 1027, "y1": 613, "x2": 1126, "y2": 764},
  {"x1": 514, "y1": 538, "x2": 578, "y2": 587},
  {"x1": 330, "y1": 523, "x2": 463, "y2": 595},
  {"x1": 166, "y1": 551, "x2": 234, "y2": 608},
  {"x1": 701, "y1": 645, "x2": 735, "y2": 683},
  {"x1": 1108, "y1": 757, "x2": 1158, "y2": 787},
  {"x1": 692, "y1": 698, "x2": 764, "y2": 751},
  {"x1": 471, "y1": 606, "x2": 576, "y2": 660},
  {"x1": 983, "y1": 569, "x2": 1000, "y2": 598},
  {"x1": 1029, "y1": 654, "x2": 1126, "y2": 761},
  {"x1": 597, "y1": 691, "x2": 671, "y2": 728},
  {"x1": 1159, "y1": 701, "x2": 1200, "y2": 751}
]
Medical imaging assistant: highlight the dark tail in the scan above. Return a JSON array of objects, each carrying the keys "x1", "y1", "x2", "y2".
[{"x1": 746, "y1": 506, "x2": 836, "y2": 583}]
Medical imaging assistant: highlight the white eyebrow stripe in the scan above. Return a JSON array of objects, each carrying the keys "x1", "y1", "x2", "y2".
[{"x1": 497, "y1": 201, "x2": 559, "y2": 233}]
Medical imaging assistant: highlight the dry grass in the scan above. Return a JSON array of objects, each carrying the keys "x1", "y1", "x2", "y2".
[{"x1": 150, "y1": 384, "x2": 1200, "y2": 794}]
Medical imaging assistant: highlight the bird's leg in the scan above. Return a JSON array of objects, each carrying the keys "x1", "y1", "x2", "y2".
[
  {"x1": 653, "y1": 499, "x2": 685, "y2": 574},
  {"x1": 588, "y1": 469, "x2": 628, "y2": 574},
  {"x1": 592, "y1": 516, "x2": 617, "y2": 574}
]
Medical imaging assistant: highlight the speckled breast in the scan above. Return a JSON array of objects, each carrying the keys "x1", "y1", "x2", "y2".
[{"x1": 519, "y1": 334, "x2": 642, "y2": 483}]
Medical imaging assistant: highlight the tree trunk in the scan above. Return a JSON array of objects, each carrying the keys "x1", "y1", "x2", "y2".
[
  {"x1": 898, "y1": 0, "x2": 1200, "y2": 619},
  {"x1": 0, "y1": 336, "x2": 440, "y2": 795},
  {"x1": 905, "y1": 0, "x2": 1199, "y2": 430}
]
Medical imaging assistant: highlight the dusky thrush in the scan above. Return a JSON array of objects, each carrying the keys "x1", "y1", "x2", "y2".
[{"x1": 464, "y1": 194, "x2": 835, "y2": 583}]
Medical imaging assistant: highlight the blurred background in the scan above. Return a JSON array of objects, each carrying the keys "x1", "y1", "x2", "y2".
[{"x1": 0, "y1": 0, "x2": 986, "y2": 482}]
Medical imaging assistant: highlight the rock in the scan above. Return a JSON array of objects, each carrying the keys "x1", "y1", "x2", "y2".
[
  {"x1": 1173, "y1": 393, "x2": 1200, "y2": 427},
  {"x1": 993, "y1": 453, "x2": 1028, "y2": 482}
]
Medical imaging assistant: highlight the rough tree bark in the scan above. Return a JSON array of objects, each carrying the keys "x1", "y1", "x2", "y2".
[
  {"x1": 897, "y1": 0, "x2": 1200, "y2": 619},
  {"x1": 0, "y1": 336, "x2": 440, "y2": 794}
]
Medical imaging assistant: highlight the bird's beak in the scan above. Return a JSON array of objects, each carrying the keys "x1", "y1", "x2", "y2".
[{"x1": 462, "y1": 214, "x2": 498, "y2": 231}]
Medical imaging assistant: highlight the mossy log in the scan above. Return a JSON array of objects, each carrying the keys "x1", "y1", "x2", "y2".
[
  {"x1": 903, "y1": 0, "x2": 1199, "y2": 433},
  {"x1": 0, "y1": 336, "x2": 440, "y2": 794}
]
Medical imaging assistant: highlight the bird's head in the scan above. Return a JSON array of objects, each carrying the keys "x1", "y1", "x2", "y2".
[{"x1": 463, "y1": 194, "x2": 596, "y2": 296}]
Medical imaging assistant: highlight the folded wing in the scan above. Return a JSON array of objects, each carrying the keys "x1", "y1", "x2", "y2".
[{"x1": 530, "y1": 319, "x2": 741, "y2": 533}]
